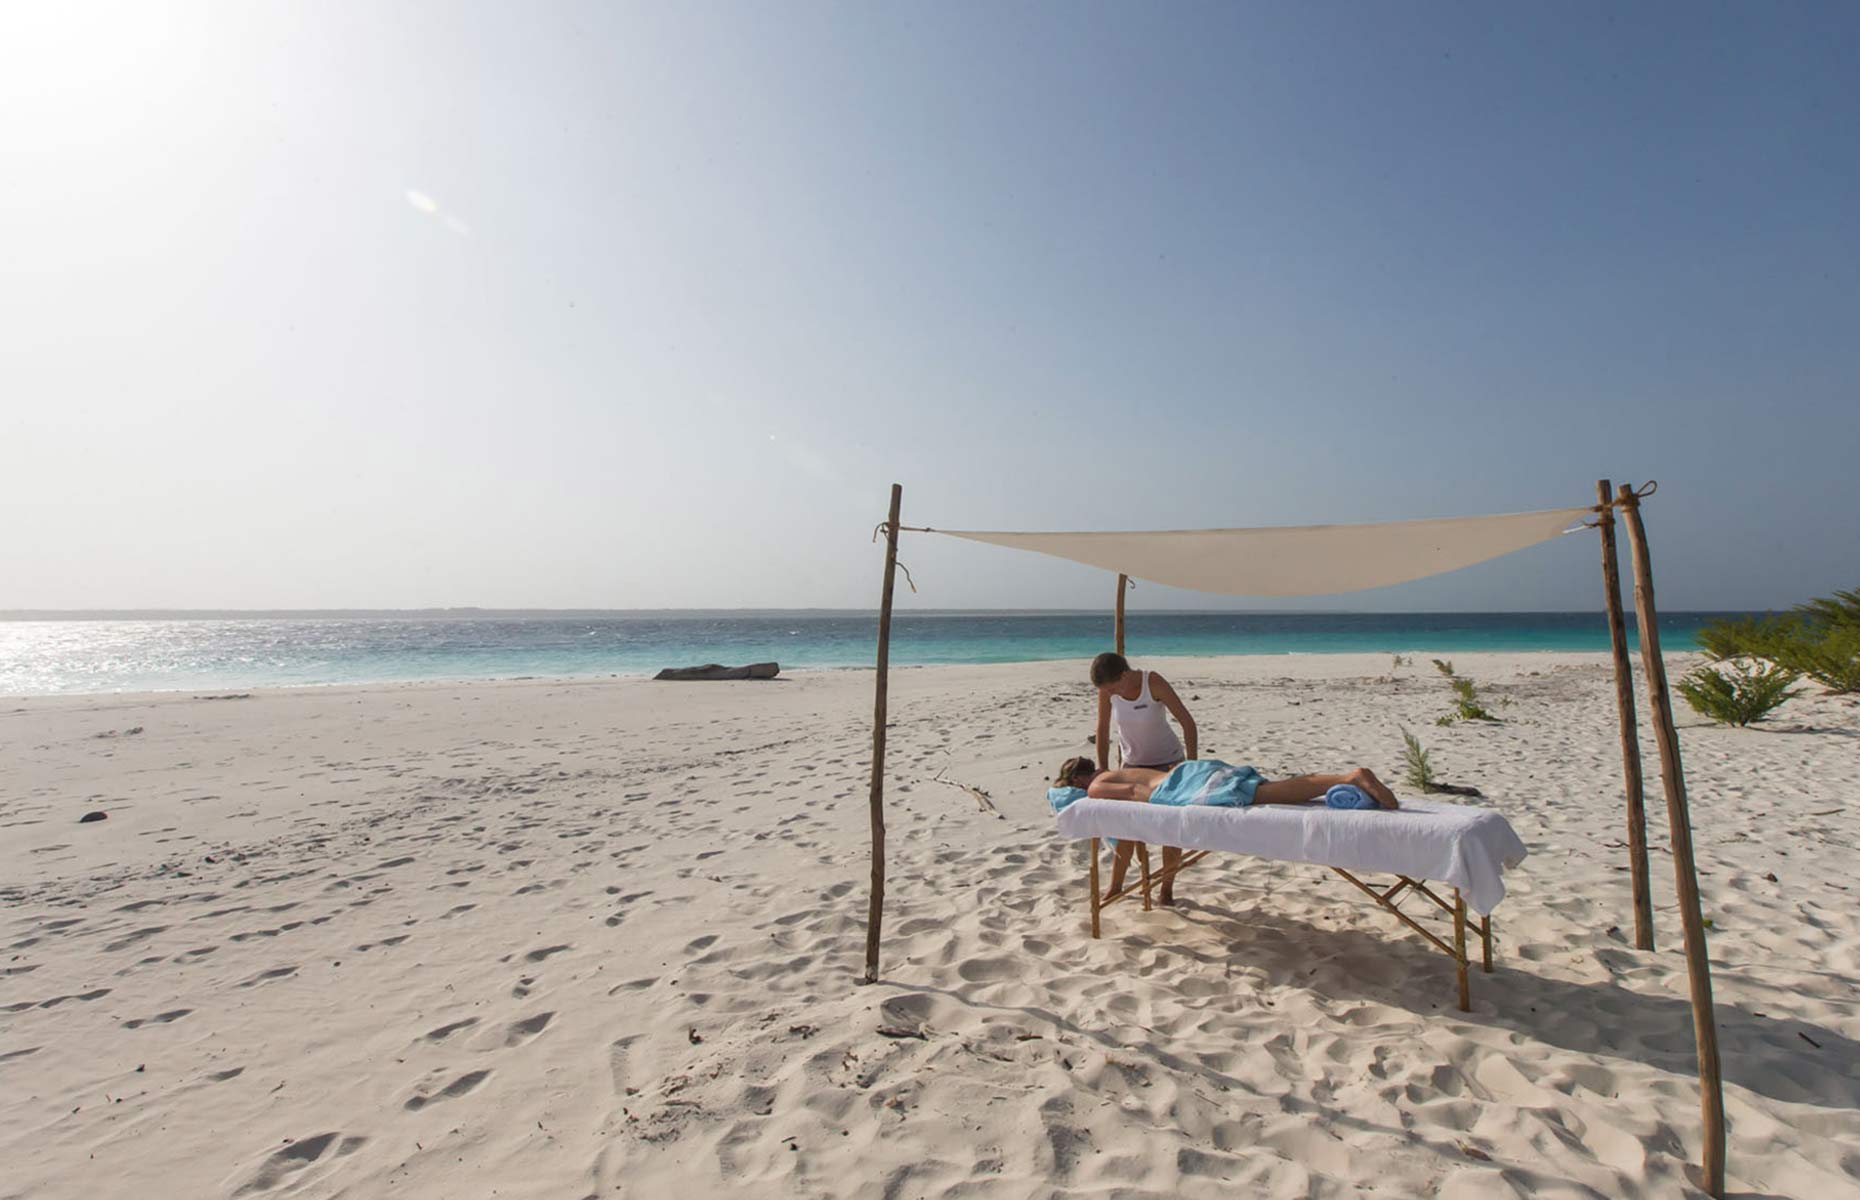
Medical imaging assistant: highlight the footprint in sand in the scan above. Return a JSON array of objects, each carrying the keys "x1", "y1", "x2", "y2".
[
  {"x1": 232, "y1": 1133, "x2": 366, "y2": 1196},
  {"x1": 423, "y1": 1018, "x2": 479, "y2": 1042},
  {"x1": 524, "y1": 944, "x2": 571, "y2": 962},
  {"x1": 497, "y1": 1012, "x2": 554, "y2": 1047},
  {"x1": 607, "y1": 1034, "x2": 638, "y2": 1096},
  {"x1": 403, "y1": 1069, "x2": 493, "y2": 1111},
  {"x1": 123, "y1": 1008, "x2": 193, "y2": 1029},
  {"x1": 238, "y1": 966, "x2": 298, "y2": 988},
  {"x1": 104, "y1": 926, "x2": 168, "y2": 952},
  {"x1": 24, "y1": 988, "x2": 113, "y2": 1010}
]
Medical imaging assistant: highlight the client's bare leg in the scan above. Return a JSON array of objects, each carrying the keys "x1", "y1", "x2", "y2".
[{"x1": 1253, "y1": 767, "x2": 1399, "y2": 810}]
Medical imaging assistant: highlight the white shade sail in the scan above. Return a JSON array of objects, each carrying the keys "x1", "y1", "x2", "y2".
[{"x1": 929, "y1": 506, "x2": 1593, "y2": 597}]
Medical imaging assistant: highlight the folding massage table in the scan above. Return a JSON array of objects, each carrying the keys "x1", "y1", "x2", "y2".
[{"x1": 1055, "y1": 797, "x2": 1529, "y2": 1011}]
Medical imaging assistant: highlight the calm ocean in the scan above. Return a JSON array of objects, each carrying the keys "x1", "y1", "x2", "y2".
[{"x1": 0, "y1": 611, "x2": 1736, "y2": 697}]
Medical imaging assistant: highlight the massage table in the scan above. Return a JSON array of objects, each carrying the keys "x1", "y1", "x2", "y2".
[{"x1": 1055, "y1": 797, "x2": 1529, "y2": 1010}]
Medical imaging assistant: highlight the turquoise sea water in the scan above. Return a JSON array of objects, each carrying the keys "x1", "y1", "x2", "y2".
[{"x1": 0, "y1": 611, "x2": 1735, "y2": 697}]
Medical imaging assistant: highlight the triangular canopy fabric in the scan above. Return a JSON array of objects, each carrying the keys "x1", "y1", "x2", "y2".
[{"x1": 930, "y1": 506, "x2": 1592, "y2": 597}]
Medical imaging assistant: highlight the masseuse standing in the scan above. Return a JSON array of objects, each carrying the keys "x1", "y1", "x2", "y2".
[{"x1": 1090, "y1": 651, "x2": 1198, "y2": 905}]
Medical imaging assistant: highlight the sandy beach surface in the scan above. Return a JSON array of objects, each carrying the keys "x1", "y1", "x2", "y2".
[{"x1": 3, "y1": 652, "x2": 1857, "y2": 1199}]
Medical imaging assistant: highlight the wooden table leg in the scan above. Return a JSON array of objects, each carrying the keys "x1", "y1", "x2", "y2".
[
  {"x1": 1137, "y1": 844, "x2": 1152, "y2": 912},
  {"x1": 1089, "y1": 838, "x2": 1101, "y2": 939},
  {"x1": 1454, "y1": 889, "x2": 1470, "y2": 1011},
  {"x1": 1481, "y1": 915, "x2": 1493, "y2": 973}
]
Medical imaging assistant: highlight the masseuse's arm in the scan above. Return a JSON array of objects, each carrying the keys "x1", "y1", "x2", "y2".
[
  {"x1": 1150, "y1": 672, "x2": 1198, "y2": 759},
  {"x1": 1095, "y1": 690, "x2": 1112, "y2": 771}
]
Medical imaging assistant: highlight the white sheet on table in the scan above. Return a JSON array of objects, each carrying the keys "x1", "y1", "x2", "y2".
[{"x1": 1054, "y1": 796, "x2": 1528, "y2": 915}]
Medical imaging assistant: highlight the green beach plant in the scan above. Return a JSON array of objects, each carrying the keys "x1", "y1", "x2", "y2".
[
  {"x1": 1796, "y1": 587, "x2": 1860, "y2": 632},
  {"x1": 1696, "y1": 589, "x2": 1860, "y2": 693},
  {"x1": 1448, "y1": 676, "x2": 1497, "y2": 721},
  {"x1": 1772, "y1": 625, "x2": 1860, "y2": 694},
  {"x1": 1429, "y1": 659, "x2": 1498, "y2": 723},
  {"x1": 1399, "y1": 729, "x2": 1435, "y2": 792},
  {"x1": 1694, "y1": 614, "x2": 1800, "y2": 662},
  {"x1": 1676, "y1": 660, "x2": 1803, "y2": 726}
]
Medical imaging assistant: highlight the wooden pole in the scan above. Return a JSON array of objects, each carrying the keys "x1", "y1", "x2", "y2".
[
  {"x1": 862, "y1": 484, "x2": 902, "y2": 985},
  {"x1": 1114, "y1": 573, "x2": 1128, "y2": 655},
  {"x1": 1597, "y1": 479, "x2": 1655, "y2": 952},
  {"x1": 1453, "y1": 889, "x2": 1470, "y2": 1012},
  {"x1": 1619, "y1": 483, "x2": 1726, "y2": 1198},
  {"x1": 1089, "y1": 838, "x2": 1102, "y2": 938}
]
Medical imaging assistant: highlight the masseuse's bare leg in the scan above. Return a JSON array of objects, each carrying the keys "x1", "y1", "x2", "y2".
[
  {"x1": 1107, "y1": 838, "x2": 1137, "y2": 896},
  {"x1": 1253, "y1": 767, "x2": 1399, "y2": 810},
  {"x1": 1092, "y1": 767, "x2": 1172, "y2": 900},
  {"x1": 1158, "y1": 846, "x2": 1183, "y2": 906}
]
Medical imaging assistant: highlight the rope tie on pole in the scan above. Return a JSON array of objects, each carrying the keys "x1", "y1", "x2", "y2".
[{"x1": 1587, "y1": 480, "x2": 1658, "y2": 516}]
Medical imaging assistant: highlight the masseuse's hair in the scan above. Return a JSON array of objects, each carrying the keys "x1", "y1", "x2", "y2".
[
  {"x1": 1090, "y1": 651, "x2": 1129, "y2": 688},
  {"x1": 1054, "y1": 756, "x2": 1095, "y2": 788}
]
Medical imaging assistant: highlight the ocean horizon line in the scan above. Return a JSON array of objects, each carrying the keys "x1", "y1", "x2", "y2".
[
  {"x1": 1, "y1": 606, "x2": 1760, "y2": 621},
  {"x1": 2, "y1": 609, "x2": 1733, "y2": 697}
]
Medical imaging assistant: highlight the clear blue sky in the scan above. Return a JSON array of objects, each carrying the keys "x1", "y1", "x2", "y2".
[{"x1": 3, "y1": 2, "x2": 1855, "y2": 611}]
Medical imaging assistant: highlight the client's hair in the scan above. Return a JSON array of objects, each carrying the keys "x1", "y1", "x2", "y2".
[
  {"x1": 1054, "y1": 755, "x2": 1095, "y2": 788},
  {"x1": 1090, "y1": 651, "x2": 1129, "y2": 688}
]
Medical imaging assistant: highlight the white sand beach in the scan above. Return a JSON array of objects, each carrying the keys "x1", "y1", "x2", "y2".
[{"x1": 3, "y1": 653, "x2": 1857, "y2": 1198}]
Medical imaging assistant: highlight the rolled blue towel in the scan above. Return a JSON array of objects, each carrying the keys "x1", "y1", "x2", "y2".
[{"x1": 1324, "y1": 783, "x2": 1380, "y2": 810}]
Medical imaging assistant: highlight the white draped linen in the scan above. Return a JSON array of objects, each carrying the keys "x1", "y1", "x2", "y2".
[
  {"x1": 1055, "y1": 796, "x2": 1529, "y2": 915},
  {"x1": 931, "y1": 506, "x2": 1591, "y2": 597}
]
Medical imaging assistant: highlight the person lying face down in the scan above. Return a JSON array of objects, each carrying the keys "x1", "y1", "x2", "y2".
[{"x1": 1053, "y1": 755, "x2": 1400, "y2": 810}]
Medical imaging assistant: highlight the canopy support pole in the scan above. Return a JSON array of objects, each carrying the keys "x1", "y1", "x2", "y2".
[
  {"x1": 863, "y1": 483, "x2": 902, "y2": 985},
  {"x1": 1597, "y1": 479, "x2": 1654, "y2": 951},
  {"x1": 1114, "y1": 573, "x2": 1128, "y2": 655},
  {"x1": 1619, "y1": 483, "x2": 1725, "y2": 1197}
]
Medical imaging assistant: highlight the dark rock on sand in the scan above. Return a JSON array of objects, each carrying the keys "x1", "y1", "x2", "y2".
[
  {"x1": 79, "y1": 811, "x2": 108, "y2": 823},
  {"x1": 654, "y1": 662, "x2": 779, "y2": 681}
]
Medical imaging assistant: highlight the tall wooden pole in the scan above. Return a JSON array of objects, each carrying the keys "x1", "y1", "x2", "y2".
[
  {"x1": 1597, "y1": 479, "x2": 1654, "y2": 952},
  {"x1": 863, "y1": 483, "x2": 902, "y2": 985},
  {"x1": 1619, "y1": 483, "x2": 1725, "y2": 1197},
  {"x1": 1114, "y1": 573, "x2": 1128, "y2": 656}
]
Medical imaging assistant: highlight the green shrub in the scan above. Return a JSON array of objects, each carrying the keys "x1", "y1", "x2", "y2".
[
  {"x1": 1772, "y1": 625, "x2": 1860, "y2": 694},
  {"x1": 1399, "y1": 729, "x2": 1435, "y2": 791},
  {"x1": 1676, "y1": 661, "x2": 1803, "y2": 726},
  {"x1": 1796, "y1": 587, "x2": 1860, "y2": 632},
  {"x1": 1432, "y1": 658, "x2": 1454, "y2": 677},
  {"x1": 1694, "y1": 614, "x2": 1800, "y2": 662}
]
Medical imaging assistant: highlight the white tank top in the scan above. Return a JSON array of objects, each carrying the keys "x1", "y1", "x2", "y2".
[{"x1": 1110, "y1": 671, "x2": 1184, "y2": 767}]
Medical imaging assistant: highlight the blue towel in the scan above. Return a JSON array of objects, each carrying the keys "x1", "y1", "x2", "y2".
[
  {"x1": 1324, "y1": 783, "x2": 1380, "y2": 810},
  {"x1": 1148, "y1": 760, "x2": 1264, "y2": 808}
]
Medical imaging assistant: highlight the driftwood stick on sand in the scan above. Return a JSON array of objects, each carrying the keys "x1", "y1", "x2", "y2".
[{"x1": 930, "y1": 769, "x2": 998, "y2": 814}]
